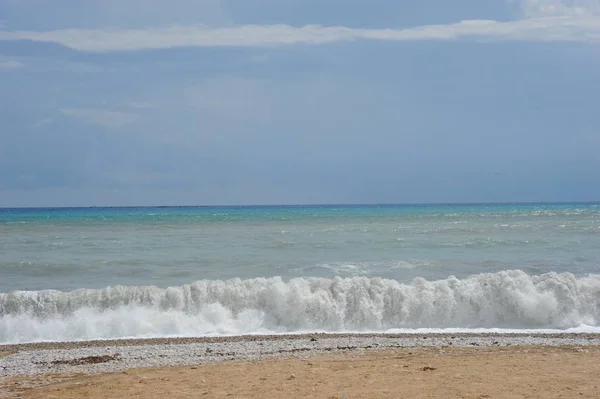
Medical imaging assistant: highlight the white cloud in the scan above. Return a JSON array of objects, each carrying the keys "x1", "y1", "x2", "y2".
[
  {"x1": 0, "y1": 0, "x2": 599, "y2": 52},
  {"x1": 0, "y1": 17, "x2": 599, "y2": 53},
  {"x1": 61, "y1": 108, "x2": 139, "y2": 129},
  {"x1": 519, "y1": 0, "x2": 600, "y2": 17},
  {"x1": 0, "y1": 60, "x2": 24, "y2": 70}
]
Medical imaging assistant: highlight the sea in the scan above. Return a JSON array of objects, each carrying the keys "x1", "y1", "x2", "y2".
[{"x1": 1, "y1": 203, "x2": 599, "y2": 344}]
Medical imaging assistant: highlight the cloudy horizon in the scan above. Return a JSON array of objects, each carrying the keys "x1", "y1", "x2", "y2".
[{"x1": 1, "y1": 0, "x2": 599, "y2": 207}]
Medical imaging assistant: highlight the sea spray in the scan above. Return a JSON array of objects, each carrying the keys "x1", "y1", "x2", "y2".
[{"x1": 1, "y1": 270, "x2": 599, "y2": 343}]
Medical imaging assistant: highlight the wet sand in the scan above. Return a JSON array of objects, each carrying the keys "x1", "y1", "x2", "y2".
[{"x1": 2, "y1": 334, "x2": 600, "y2": 398}]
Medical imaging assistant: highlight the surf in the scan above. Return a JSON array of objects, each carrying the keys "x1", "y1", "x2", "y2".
[{"x1": 1, "y1": 270, "x2": 599, "y2": 343}]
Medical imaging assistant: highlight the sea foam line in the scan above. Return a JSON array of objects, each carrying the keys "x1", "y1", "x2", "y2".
[{"x1": 1, "y1": 270, "x2": 599, "y2": 344}]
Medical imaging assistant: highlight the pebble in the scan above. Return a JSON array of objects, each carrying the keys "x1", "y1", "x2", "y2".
[{"x1": 1, "y1": 333, "x2": 599, "y2": 378}]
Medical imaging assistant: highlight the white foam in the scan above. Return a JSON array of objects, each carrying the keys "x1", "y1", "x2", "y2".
[
  {"x1": 317, "y1": 260, "x2": 419, "y2": 275},
  {"x1": 1, "y1": 270, "x2": 599, "y2": 344}
]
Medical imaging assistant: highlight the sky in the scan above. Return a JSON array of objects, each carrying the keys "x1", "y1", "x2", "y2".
[{"x1": 0, "y1": 0, "x2": 599, "y2": 207}]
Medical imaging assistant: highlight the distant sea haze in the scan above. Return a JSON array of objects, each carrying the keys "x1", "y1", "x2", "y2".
[{"x1": 1, "y1": 203, "x2": 599, "y2": 343}]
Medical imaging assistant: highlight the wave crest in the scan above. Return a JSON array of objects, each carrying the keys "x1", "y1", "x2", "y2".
[{"x1": 1, "y1": 270, "x2": 599, "y2": 343}]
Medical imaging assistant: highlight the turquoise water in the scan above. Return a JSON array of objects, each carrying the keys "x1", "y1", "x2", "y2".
[
  {"x1": 1, "y1": 203, "x2": 599, "y2": 342},
  {"x1": 2, "y1": 203, "x2": 599, "y2": 291}
]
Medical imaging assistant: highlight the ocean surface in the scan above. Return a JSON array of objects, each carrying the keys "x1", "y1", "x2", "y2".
[{"x1": 1, "y1": 203, "x2": 599, "y2": 343}]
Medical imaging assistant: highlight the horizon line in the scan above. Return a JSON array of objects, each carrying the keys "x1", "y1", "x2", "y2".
[{"x1": 1, "y1": 200, "x2": 599, "y2": 210}]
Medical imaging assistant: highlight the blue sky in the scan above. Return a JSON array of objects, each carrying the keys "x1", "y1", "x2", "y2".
[{"x1": 1, "y1": 0, "x2": 599, "y2": 206}]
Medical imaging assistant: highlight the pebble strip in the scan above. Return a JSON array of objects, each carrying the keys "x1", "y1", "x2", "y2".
[{"x1": 1, "y1": 333, "x2": 600, "y2": 377}]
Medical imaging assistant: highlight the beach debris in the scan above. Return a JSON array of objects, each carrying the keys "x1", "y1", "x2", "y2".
[
  {"x1": 336, "y1": 346, "x2": 357, "y2": 351},
  {"x1": 310, "y1": 337, "x2": 318, "y2": 342},
  {"x1": 422, "y1": 366, "x2": 437, "y2": 371},
  {"x1": 40, "y1": 354, "x2": 121, "y2": 366},
  {"x1": 278, "y1": 347, "x2": 311, "y2": 354},
  {"x1": 288, "y1": 374, "x2": 296, "y2": 380}
]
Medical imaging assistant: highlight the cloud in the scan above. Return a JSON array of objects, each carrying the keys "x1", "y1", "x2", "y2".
[
  {"x1": 61, "y1": 108, "x2": 139, "y2": 128},
  {"x1": 0, "y1": 60, "x2": 23, "y2": 70},
  {"x1": 519, "y1": 0, "x2": 600, "y2": 17},
  {"x1": 1, "y1": 15, "x2": 600, "y2": 53},
  {"x1": 1, "y1": 1, "x2": 599, "y2": 53}
]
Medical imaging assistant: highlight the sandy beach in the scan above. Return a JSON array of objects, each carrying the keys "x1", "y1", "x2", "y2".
[{"x1": 2, "y1": 333, "x2": 600, "y2": 398}]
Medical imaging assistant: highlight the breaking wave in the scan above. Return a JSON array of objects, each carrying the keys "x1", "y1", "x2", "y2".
[{"x1": 1, "y1": 270, "x2": 599, "y2": 343}]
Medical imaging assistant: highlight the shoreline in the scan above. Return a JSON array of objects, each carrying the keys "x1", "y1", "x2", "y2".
[
  {"x1": 0, "y1": 332, "x2": 600, "y2": 353},
  {"x1": 2, "y1": 332, "x2": 600, "y2": 378},
  {"x1": 2, "y1": 331, "x2": 600, "y2": 352},
  {"x1": 2, "y1": 335, "x2": 600, "y2": 398}
]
